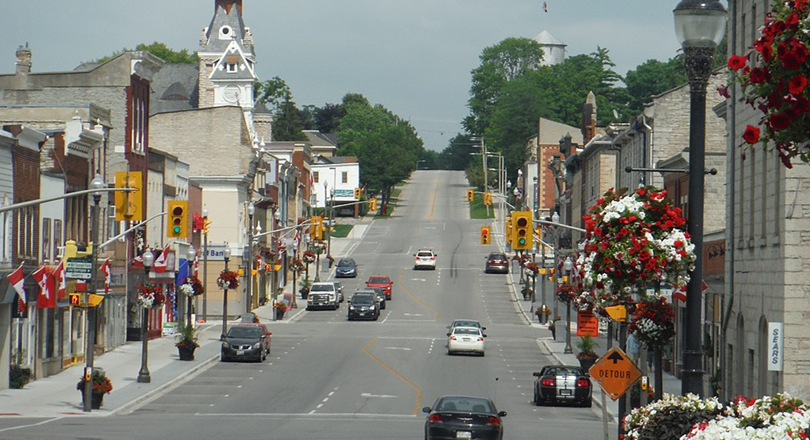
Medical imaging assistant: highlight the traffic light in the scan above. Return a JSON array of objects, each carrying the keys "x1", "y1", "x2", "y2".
[
  {"x1": 311, "y1": 216, "x2": 323, "y2": 240},
  {"x1": 69, "y1": 293, "x2": 81, "y2": 307},
  {"x1": 480, "y1": 226, "x2": 491, "y2": 245},
  {"x1": 354, "y1": 188, "x2": 361, "y2": 200},
  {"x1": 369, "y1": 198, "x2": 377, "y2": 212},
  {"x1": 484, "y1": 192, "x2": 493, "y2": 206},
  {"x1": 204, "y1": 219, "x2": 212, "y2": 235},
  {"x1": 167, "y1": 200, "x2": 189, "y2": 238},
  {"x1": 505, "y1": 216, "x2": 512, "y2": 246},
  {"x1": 467, "y1": 189, "x2": 474, "y2": 202},
  {"x1": 512, "y1": 211, "x2": 533, "y2": 250},
  {"x1": 114, "y1": 171, "x2": 143, "y2": 221}
]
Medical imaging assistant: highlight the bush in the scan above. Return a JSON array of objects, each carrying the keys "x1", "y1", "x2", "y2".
[{"x1": 9, "y1": 366, "x2": 32, "y2": 389}]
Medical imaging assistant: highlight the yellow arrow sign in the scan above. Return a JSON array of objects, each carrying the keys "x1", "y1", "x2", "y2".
[{"x1": 605, "y1": 305, "x2": 627, "y2": 322}]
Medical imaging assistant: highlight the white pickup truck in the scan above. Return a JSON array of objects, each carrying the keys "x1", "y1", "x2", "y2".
[{"x1": 306, "y1": 282, "x2": 340, "y2": 310}]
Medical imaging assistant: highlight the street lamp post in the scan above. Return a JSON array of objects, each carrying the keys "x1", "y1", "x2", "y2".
[
  {"x1": 246, "y1": 203, "x2": 254, "y2": 314},
  {"x1": 186, "y1": 246, "x2": 195, "y2": 325},
  {"x1": 673, "y1": 0, "x2": 726, "y2": 397},
  {"x1": 137, "y1": 248, "x2": 155, "y2": 384},
  {"x1": 202, "y1": 208, "x2": 209, "y2": 323},
  {"x1": 563, "y1": 256, "x2": 574, "y2": 354},
  {"x1": 83, "y1": 173, "x2": 104, "y2": 411},
  {"x1": 221, "y1": 246, "x2": 231, "y2": 339},
  {"x1": 551, "y1": 211, "x2": 560, "y2": 319}
]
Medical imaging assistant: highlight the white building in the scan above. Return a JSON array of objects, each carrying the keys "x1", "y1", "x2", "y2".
[{"x1": 311, "y1": 158, "x2": 360, "y2": 215}]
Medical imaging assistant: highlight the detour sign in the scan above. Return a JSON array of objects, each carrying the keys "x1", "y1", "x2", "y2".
[{"x1": 588, "y1": 347, "x2": 642, "y2": 401}]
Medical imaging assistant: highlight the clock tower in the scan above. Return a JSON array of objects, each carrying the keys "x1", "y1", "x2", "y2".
[{"x1": 198, "y1": 0, "x2": 257, "y2": 109}]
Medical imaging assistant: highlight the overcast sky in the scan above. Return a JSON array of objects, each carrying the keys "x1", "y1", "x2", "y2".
[{"x1": 2, "y1": 1, "x2": 692, "y2": 151}]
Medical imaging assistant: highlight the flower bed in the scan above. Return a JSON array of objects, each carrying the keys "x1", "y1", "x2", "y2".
[{"x1": 729, "y1": 0, "x2": 810, "y2": 168}]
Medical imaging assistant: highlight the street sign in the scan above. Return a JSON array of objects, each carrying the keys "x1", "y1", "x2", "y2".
[
  {"x1": 65, "y1": 257, "x2": 93, "y2": 280},
  {"x1": 576, "y1": 310, "x2": 599, "y2": 336},
  {"x1": 589, "y1": 348, "x2": 642, "y2": 401},
  {"x1": 605, "y1": 305, "x2": 627, "y2": 322}
]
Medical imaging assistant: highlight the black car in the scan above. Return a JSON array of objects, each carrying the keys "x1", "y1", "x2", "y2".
[
  {"x1": 347, "y1": 292, "x2": 380, "y2": 321},
  {"x1": 220, "y1": 325, "x2": 268, "y2": 362},
  {"x1": 484, "y1": 253, "x2": 509, "y2": 274},
  {"x1": 533, "y1": 365, "x2": 592, "y2": 407},
  {"x1": 335, "y1": 258, "x2": 357, "y2": 278},
  {"x1": 423, "y1": 395, "x2": 506, "y2": 440},
  {"x1": 368, "y1": 287, "x2": 387, "y2": 309}
]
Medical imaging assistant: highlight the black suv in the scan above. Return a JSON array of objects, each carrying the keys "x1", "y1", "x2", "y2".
[{"x1": 347, "y1": 292, "x2": 380, "y2": 321}]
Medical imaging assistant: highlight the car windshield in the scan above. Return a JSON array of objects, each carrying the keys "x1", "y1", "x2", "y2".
[
  {"x1": 453, "y1": 328, "x2": 480, "y2": 336},
  {"x1": 351, "y1": 295, "x2": 374, "y2": 305},
  {"x1": 227, "y1": 327, "x2": 261, "y2": 338},
  {"x1": 489, "y1": 254, "x2": 506, "y2": 260},
  {"x1": 453, "y1": 320, "x2": 481, "y2": 328},
  {"x1": 338, "y1": 259, "x2": 354, "y2": 267},
  {"x1": 437, "y1": 397, "x2": 493, "y2": 413},
  {"x1": 417, "y1": 251, "x2": 433, "y2": 257},
  {"x1": 311, "y1": 284, "x2": 334, "y2": 292},
  {"x1": 543, "y1": 367, "x2": 584, "y2": 376},
  {"x1": 368, "y1": 277, "x2": 388, "y2": 284}
]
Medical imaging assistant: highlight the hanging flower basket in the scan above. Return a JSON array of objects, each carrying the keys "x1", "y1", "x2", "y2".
[
  {"x1": 628, "y1": 297, "x2": 675, "y2": 349},
  {"x1": 178, "y1": 276, "x2": 204, "y2": 297},
  {"x1": 217, "y1": 270, "x2": 239, "y2": 290},
  {"x1": 577, "y1": 187, "x2": 695, "y2": 309},
  {"x1": 728, "y1": 0, "x2": 810, "y2": 168},
  {"x1": 302, "y1": 251, "x2": 316, "y2": 264},
  {"x1": 136, "y1": 283, "x2": 165, "y2": 309}
]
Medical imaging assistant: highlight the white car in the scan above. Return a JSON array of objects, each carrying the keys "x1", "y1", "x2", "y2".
[
  {"x1": 413, "y1": 249, "x2": 437, "y2": 270},
  {"x1": 447, "y1": 327, "x2": 486, "y2": 356}
]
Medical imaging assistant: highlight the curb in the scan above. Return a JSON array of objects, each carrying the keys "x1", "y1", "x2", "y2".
[{"x1": 110, "y1": 353, "x2": 219, "y2": 416}]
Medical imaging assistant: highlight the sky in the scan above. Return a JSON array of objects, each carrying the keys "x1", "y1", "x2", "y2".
[{"x1": 1, "y1": 0, "x2": 691, "y2": 152}]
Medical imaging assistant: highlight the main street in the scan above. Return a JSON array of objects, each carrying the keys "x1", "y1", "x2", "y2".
[{"x1": 1, "y1": 171, "x2": 614, "y2": 439}]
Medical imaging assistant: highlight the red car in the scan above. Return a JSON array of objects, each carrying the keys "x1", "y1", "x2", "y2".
[{"x1": 366, "y1": 275, "x2": 393, "y2": 300}]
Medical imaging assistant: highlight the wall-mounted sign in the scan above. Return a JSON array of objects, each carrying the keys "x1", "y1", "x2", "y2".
[{"x1": 768, "y1": 322, "x2": 783, "y2": 371}]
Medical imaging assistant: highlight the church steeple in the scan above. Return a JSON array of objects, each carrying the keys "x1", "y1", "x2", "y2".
[{"x1": 198, "y1": 0, "x2": 256, "y2": 108}]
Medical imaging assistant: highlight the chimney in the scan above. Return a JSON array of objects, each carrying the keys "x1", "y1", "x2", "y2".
[
  {"x1": 16, "y1": 43, "x2": 31, "y2": 75},
  {"x1": 581, "y1": 91, "x2": 597, "y2": 144}
]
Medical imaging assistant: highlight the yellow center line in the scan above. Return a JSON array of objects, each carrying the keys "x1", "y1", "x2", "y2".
[
  {"x1": 425, "y1": 178, "x2": 439, "y2": 220},
  {"x1": 397, "y1": 268, "x2": 440, "y2": 322},
  {"x1": 362, "y1": 337, "x2": 423, "y2": 416}
]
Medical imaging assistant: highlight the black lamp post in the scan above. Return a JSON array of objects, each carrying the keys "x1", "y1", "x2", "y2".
[
  {"x1": 202, "y1": 208, "x2": 209, "y2": 323},
  {"x1": 246, "y1": 203, "x2": 254, "y2": 314},
  {"x1": 83, "y1": 173, "x2": 104, "y2": 411},
  {"x1": 137, "y1": 248, "x2": 155, "y2": 383},
  {"x1": 186, "y1": 246, "x2": 195, "y2": 325},
  {"x1": 221, "y1": 246, "x2": 231, "y2": 339},
  {"x1": 673, "y1": 0, "x2": 727, "y2": 397},
  {"x1": 563, "y1": 256, "x2": 574, "y2": 354}
]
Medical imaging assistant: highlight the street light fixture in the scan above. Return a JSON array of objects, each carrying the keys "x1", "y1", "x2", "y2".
[
  {"x1": 673, "y1": 0, "x2": 726, "y2": 397},
  {"x1": 551, "y1": 212, "x2": 560, "y2": 319},
  {"x1": 202, "y1": 208, "x2": 209, "y2": 323},
  {"x1": 221, "y1": 246, "x2": 231, "y2": 339},
  {"x1": 186, "y1": 246, "x2": 195, "y2": 325},
  {"x1": 83, "y1": 173, "x2": 105, "y2": 411},
  {"x1": 137, "y1": 248, "x2": 155, "y2": 383},
  {"x1": 563, "y1": 256, "x2": 574, "y2": 354},
  {"x1": 246, "y1": 203, "x2": 255, "y2": 314}
]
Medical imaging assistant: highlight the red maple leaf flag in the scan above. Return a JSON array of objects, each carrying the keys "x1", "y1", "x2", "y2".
[
  {"x1": 32, "y1": 265, "x2": 53, "y2": 308},
  {"x1": 50, "y1": 260, "x2": 67, "y2": 302},
  {"x1": 7, "y1": 264, "x2": 25, "y2": 313},
  {"x1": 100, "y1": 258, "x2": 111, "y2": 295},
  {"x1": 153, "y1": 245, "x2": 170, "y2": 273}
]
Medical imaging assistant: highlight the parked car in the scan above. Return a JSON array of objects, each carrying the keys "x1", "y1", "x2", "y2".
[
  {"x1": 532, "y1": 365, "x2": 592, "y2": 407},
  {"x1": 447, "y1": 319, "x2": 486, "y2": 333},
  {"x1": 236, "y1": 322, "x2": 272, "y2": 355},
  {"x1": 335, "y1": 257, "x2": 357, "y2": 278},
  {"x1": 366, "y1": 275, "x2": 393, "y2": 300},
  {"x1": 347, "y1": 292, "x2": 380, "y2": 321},
  {"x1": 330, "y1": 280, "x2": 344, "y2": 302},
  {"x1": 423, "y1": 395, "x2": 506, "y2": 440},
  {"x1": 220, "y1": 325, "x2": 269, "y2": 362},
  {"x1": 414, "y1": 249, "x2": 437, "y2": 270},
  {"x1": 307, "y1": 282, "x2": 340, "y2": 310},
  {"x1": 484, "y1": 252, "x2": 509, "y2": 274},
  {"x1": 447, "y1": 327, "x2": 486, "y2": 356}
]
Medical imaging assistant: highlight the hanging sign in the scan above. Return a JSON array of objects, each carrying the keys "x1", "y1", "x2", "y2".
[{"x1": 768, "y1": 322, "x2": 783, "y2": 371}]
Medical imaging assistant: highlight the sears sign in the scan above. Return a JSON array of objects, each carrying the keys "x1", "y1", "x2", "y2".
[{"x1": 768, "y1": 322, "x2": 783, "y2": 371}]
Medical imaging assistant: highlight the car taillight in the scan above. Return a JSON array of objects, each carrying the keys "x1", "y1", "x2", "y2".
[
  {"x1": 477, "y1": 337, "x2": 484, "y2": 342},
  {"x1": 541, "y1": 379, "x2": 554, "y2": 387},
  {"x1": 429, "y1": 414, "x2": 442, "y2": 422},
  {"x1": 577, "y1": 379, "x2": 590, "y2": 388},
  {"x1": 431, "y1": 257, "x2": 436, "y2": 260},
  {"x1": 486, "y1": 416, "x2": 500, "y2": 426},
  {"x1": 450, "y1": 336, "x2": 457, "y2": 341}
]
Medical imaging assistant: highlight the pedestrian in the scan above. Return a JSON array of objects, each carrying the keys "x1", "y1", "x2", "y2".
[
  {"x1": 627, "y1": 332, "x2": 640, "y2": 365},
  {"x1": 647, "y1": 348, "x2": 654, "y2": 371}
]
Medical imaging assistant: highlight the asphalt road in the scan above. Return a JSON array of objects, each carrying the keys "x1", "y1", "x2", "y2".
[{"x1": 1, "y1": 170, "x2": 615, "y2": 439}]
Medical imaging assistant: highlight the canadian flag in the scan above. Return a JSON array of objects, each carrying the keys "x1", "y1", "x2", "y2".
[
  {"x1": 7, "y1": 264, "x2": 25, "y2": 314},
  {"x1": 193, "y1": 253, "x2": 199, "y2": 278},
  {"x1": 153, "y1": 245, "x2": 170, "y2": 273},
  {"x1": 33, "y1": 265, "x2": 55, "y2": 308},
  {"x1": 51, "y1": 260, "x2": 67, "y2": 302},
  {"x1": 100, "y1": 259, "x2": 111, "y2": 295}
]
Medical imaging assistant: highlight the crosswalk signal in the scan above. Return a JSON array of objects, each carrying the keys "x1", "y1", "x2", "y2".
[
  {"x1": 354, "y1": 188, "x2": 361, "y2": 200},
  {"x1": 167, "y1": 201, "x2": 189, "y2": 238},
  {"x1": 480, "y1": 226, "x2": 491, "y2": 245},
  {"x1": 512, "y1": 211, "x2": 533, "y2": 250},
  {"x1": 505, "y1": 216, "x2": 512, "y2": 246},
  {"x1": 70, "y1": 293, "x2": 81, "y2": 307},
  {"x1": 467, "y1": 189, "x2": 474, "y2": 202}
]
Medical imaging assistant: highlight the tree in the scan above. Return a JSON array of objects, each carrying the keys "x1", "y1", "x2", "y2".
[
  {"x1": 90, "y1": 42, "x2": 197, "y2": 64},
  {"x1": 440, "y1": 134, "x2": 476, "y2": 170},
  {"x1": 255, "y1": 77, "x2": 306, "y2": 141},
  {"x1": 465, "y1": 38, "x2": 545, "y2": 135},
  {"x1": 625, "y1": 58, "x2": 687, "y2": 115},
  {"x1": 315, "y1": 103, "x2": 346, "y2": 133}
]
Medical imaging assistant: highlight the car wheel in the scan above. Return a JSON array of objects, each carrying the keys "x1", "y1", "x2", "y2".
[
  {"x1": 583, "y1": 397, "x2": 592, "y2": 408},
  {"x1": 220, "y1": 354, "x2": 227, "y2": 362}
]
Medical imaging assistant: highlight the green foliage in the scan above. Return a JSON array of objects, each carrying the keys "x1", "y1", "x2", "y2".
[
  {"x1": 9, "y1": 365, "x2": 32, "y2": 389},
  {"x1": 330, "y1": 224, "x2": 354, "y2": 238},
  {"x1": 441, "y1": 134, "x2": 476, "y2": 170},
  {"x1": 175, "y1": 323, "x2": 199, "y2": 349},
  {"x1": 625, "y1": 57, "x2": 687, "y2": 115},
  {"x1": 469, "y1": 192, "x2": 494, "y2": 219},
  {"x1": 575, "y1": 335, "x2": 598, "y2": 357},
  {"x1": 255, "y1": 77, "x2": 307, "y2": 141},
  {"x1": 91, "y1": 42, "x2": 197, "y2": 65}
]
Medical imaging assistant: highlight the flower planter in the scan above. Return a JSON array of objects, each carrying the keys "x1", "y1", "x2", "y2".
[
  {"x1": 178, "y1": 345, "x2": 196, "y2": 361},
  {"x1": 81, "y1": 392, "x2": 104, "y2": 409},
  {"x1": 579, "y1": 358, "x2": 596, "y2": 371}
]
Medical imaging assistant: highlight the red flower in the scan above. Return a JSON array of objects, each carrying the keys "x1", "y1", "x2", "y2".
[
  {"x1": 742, "y1": 125, "x2": 761, "y2": 144},
  {"x1": 789, "y1": 74, "x2": 808, "y2": 94},
  {"x1": 673, "y1": 240, "x2": 684, "y2": 248},
  {"x1": 770, "y1": 113, "x2": 792, "y2": 130},
  {"x1": 727, "y1": 54, "x2": 747, "y2": 71},
  {"x1": 782, "y1": 51, "x2": 803, "y2": 69},
  {"x1": 717, "y1": 84, "x2": 730, "y2": 98},
  {"x1": 749, "y1": 67, "x2": 769, "y2": 84}
]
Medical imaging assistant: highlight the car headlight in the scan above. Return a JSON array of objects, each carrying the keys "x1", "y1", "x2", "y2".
[
  {"x1": 370, "y1": 305, "x2": 376, "y2": 310},
  {"x1": 221, "y1": 342, "x2": 229, "y2": 348},
  {"x1": 253, "y1": 342, "x2": 262, "y2": 349},
  {"x1": 349, "y1": 305, "x2": 355, "y2": 310}
]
